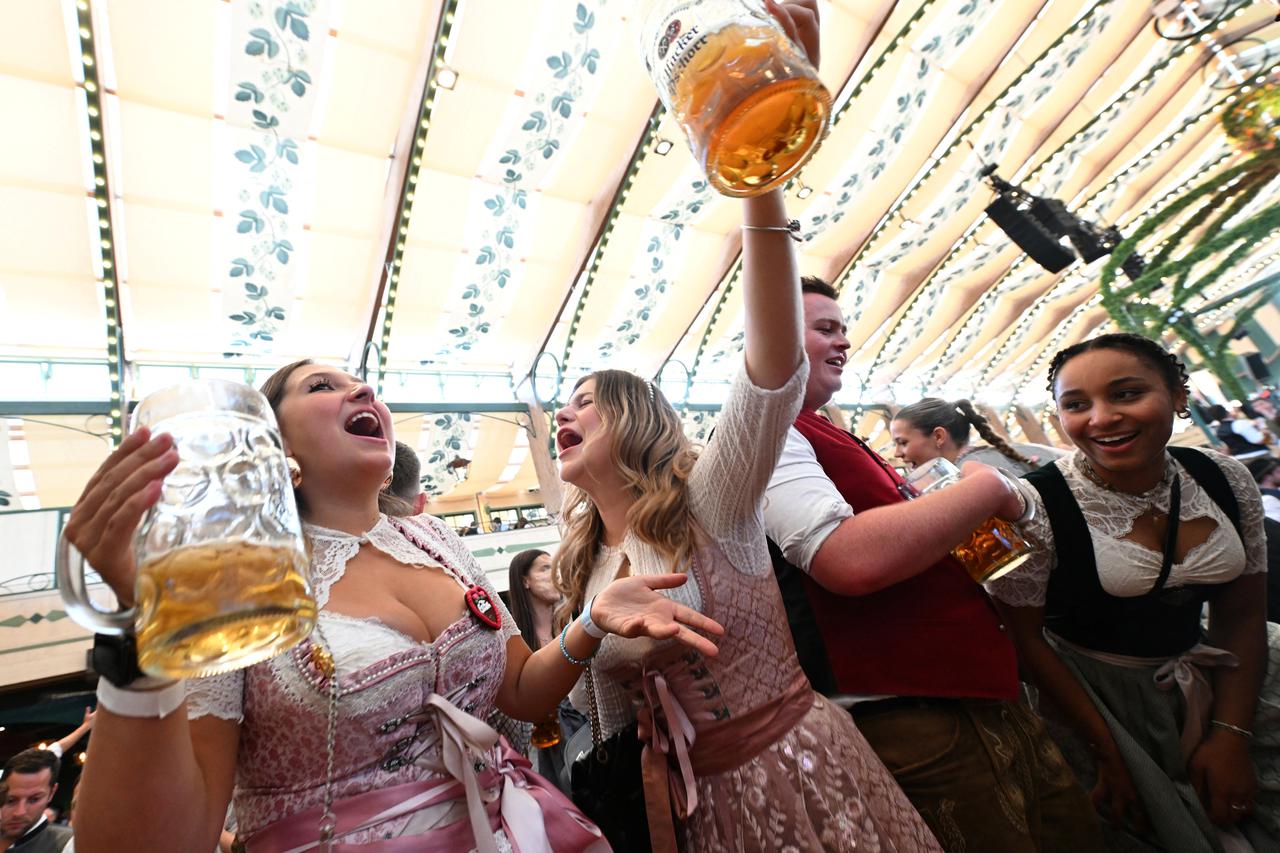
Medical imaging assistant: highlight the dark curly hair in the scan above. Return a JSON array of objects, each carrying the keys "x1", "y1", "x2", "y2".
[{"x1": 1046, "y1": 333, "x2": 1191, "y2": 402}]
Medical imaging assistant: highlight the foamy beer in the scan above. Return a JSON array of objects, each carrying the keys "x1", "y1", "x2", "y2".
[
  {"x1": 57, "y1": 380, "x2": 316, "y2": 678},
  {"x1": 905, "y1": 458, "x2": 1032, "y2": 583},
  {"x1": 639, "y1": 0, "x2": 831, "y2": 197}
]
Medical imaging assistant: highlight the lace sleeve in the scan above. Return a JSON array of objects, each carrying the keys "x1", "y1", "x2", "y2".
[
  {"x1": 415, "y1": 514, "x2": 521, "y2": 643},
  {"x1": 186, "y1": 670, "x2": 245, "y2": 722},
  {"x1": 984, "y1": 484, "x2": 1056, "y2": 608},
  {"x1": 688, "y1": 358, "x2": 807, "y2": 572},
  {"x1": 1212, "y1": 452, "x2": 1267, "y2": 577}
]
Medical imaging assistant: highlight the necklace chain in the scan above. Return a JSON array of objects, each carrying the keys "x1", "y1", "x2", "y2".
[{"x1": 1078, "y1": 454, "x2": 1171, "y2": 500}]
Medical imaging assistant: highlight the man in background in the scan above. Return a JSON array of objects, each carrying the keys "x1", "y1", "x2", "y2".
[
  {"x1": 388, "y1": 441, "x2": 427, "y2": 515},
  {"x1": 0, "y1": 750, "x2": 71, "y2": 852}
]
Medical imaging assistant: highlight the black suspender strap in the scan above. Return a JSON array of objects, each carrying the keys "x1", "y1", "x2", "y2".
[
  {"x1": 1167, "y1": 446, "x2": 1242, "y2": 538},
  {"x1": 1149, "y1": 477, "x2": 1182, "y2": 598}
]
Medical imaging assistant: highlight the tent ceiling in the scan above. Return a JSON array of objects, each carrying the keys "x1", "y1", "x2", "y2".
[{"x1": 3, "y1": 0, "x2": 1279, "y2": 510}]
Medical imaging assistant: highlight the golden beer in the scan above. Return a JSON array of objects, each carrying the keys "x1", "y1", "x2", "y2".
[
  {"x1": 642, "y1": 4, "x2": 831, "y2": 197},
  {"x1": 531, "y1": 714, "x2": 562, "y2": 749},
  {"x1": 135, "y1": 540, "x2": 316, "y2": 679},
  {"x1": 950, "y1": 516, "x2": 1032, "y2": 584}
]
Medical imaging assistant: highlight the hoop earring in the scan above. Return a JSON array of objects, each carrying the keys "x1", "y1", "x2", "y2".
[
  {"x1": 286, "y1": 456, "x2": 302, "y2": 488},
  {"x1": 1176, "y1": 407, "x2": 1192, "y2": 420}
]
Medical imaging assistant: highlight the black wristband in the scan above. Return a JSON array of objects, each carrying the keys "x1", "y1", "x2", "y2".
[{"x1": 91, "y1": 633, "x2": 146, "y2": 688}]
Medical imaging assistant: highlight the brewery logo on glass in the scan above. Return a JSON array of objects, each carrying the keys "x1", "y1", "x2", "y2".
[
  {"x1": 638, "y1": 0, "x2": 832, "y2": 197},
  {"x1": 657, "y1": 18, "x2": 681, "y2": 60}
]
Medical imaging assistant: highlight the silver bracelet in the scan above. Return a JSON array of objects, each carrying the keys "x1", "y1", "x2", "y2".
[
  {"x1": 741, "y1": 219, "x2": 802, "y2": 242},
  {"x1": 1210, "y1": 719, "x2": 1254, "y2": 740}
]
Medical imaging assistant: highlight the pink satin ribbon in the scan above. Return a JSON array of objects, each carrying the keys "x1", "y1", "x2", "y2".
[
  {"x1": 639, "y1": 669, "x2": 699, "y2": 853},
  {"x1": 638, "y1": 669, "x2": 814, "y2": 853},
  {"x1": 245, "y1": 694, "x2": 608, "y2": 853},
  {"x1": 1049, "y1": 632, "x2": 1239, "y2": 763}
]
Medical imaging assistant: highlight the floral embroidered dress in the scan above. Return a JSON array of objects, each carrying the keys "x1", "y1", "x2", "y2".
[
  {"x1": 572, "y1": 362, "x2": 940, "y2": 852},
  {"x1": 988, "y1": 449, "x2": 1280, "y2": 853},
  {"x1": 186, "y1": 513, "x2": 605, "y2": 853}
]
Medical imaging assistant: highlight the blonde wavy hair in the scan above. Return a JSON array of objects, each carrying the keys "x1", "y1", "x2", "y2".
[{"x1": 553, "y1": 369, "x2": 700, "y2": 627}]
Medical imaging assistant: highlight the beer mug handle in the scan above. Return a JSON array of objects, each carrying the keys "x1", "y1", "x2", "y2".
[{"x1": 55, "y1": 531, "x2": 134, "y2": 635}]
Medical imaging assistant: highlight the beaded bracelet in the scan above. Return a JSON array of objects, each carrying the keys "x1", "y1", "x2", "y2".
[
  {"x1": 1210, "y1": 719, "x2": 1254, "y2": 740},
  {"x1": 559, "y1": 622, "x2": 597, "y2": 667}
]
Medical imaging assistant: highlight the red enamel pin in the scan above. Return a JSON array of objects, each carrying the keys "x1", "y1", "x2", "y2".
[{"x1": 465, "y1": 585, "x2": 501, "y2": 630}]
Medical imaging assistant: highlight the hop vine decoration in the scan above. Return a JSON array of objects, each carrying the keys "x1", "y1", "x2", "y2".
[
  {"x1": 1098, "y1": 139, "x2": 1280, "y2": 398},
  {"x1": 1222, "y1": 82, "x2": 1280, "y2": 154}
]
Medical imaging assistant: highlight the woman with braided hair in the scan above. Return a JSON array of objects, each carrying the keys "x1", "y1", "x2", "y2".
[
  {"x1": 890, "y1": 397, "x2": 1063, "y2": 475},
  {"x1": 986, "y1": 332, "x2": 1280, "y2": 852}
]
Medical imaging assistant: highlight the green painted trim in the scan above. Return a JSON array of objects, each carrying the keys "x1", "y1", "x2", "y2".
[
  {"x1": 0, "y1": 402, "x2": 110, "y2": 416},
  {"x1": 372, "y1": 0, "x2": 460, "y2": 395},
  {"x1": 557, "y1": 103, "x2": 665, "y2": 372},
  {"x1": 77, "y1": 1, "x2": 126, "y2": 445},
  {"x1": 0, "y1": 636, "x2": 89, "y2": 658}
]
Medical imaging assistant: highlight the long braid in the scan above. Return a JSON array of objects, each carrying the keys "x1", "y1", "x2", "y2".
[
  {"x1": 1046, "y1": 332, "x2": 1191, "y2": 400},
  {"x1": 955, "y1": 399, "x2": 1034, "y2": 466}
]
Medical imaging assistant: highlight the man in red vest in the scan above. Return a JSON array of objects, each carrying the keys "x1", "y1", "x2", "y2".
[{"x1": 763, "y1": 277, "x2": 1104, "y2": 851}]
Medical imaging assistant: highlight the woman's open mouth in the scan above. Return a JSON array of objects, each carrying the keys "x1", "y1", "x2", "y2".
[
  {"x1": 344, "y1": 410, "x2": 385, "y2": 441},
  {"x1": 557, "y1": 429, "x2": 583, "y2": 455},
  {"x1": 1090, "y1": 431, "x2": 1138, "y2": 453}
]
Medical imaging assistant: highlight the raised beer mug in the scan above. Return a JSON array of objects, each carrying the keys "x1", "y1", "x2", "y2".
[
  {"x1": 57, "y1": 379, "x2": 316, "y2": 679},
  {"x1": 639, "y1": 0, "x2": 832, "y2": 197},
  {"x1": 905, "y1": 457, "x2": 1033, "y2": 583}
]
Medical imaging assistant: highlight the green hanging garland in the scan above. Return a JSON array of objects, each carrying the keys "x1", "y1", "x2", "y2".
[{"x1": 1097, "y1": 148, "x2": 1280, "y2": 399}]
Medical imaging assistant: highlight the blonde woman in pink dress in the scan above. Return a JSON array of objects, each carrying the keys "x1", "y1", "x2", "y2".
[
  {"x1": 66, "y1": 378, "x2": 723, "y2": 849},
  {"x1": 551, "y1": 8, "x2": 940, "y2": 849}
]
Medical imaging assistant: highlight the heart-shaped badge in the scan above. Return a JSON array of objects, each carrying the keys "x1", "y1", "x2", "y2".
[{"x1": 465, "y1": 585, "x2": 501, "y2": 631}]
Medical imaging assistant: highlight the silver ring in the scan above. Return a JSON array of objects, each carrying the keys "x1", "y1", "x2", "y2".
[{"x1": 1231, "y1": 804, "x2": 1249, "y2": 812}]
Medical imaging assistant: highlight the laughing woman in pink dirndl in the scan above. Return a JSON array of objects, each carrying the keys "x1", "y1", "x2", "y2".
[{"x1": 550, "y1": 9, "x2": 940, "y2": 851}]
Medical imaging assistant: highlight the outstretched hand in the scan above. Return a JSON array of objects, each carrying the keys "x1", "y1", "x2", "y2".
[
  {"x1": 61, "y1": 426, "x2": 179, "y2": 607},
  {"x1": 592, "y1": 573, "x2": 724, "y2": 658},
  {"x1": 765, "y1": 0, "x2": 821, "y2": 69}
]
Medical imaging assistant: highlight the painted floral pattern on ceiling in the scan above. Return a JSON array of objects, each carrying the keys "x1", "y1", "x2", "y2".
[
  {"x1": 954, "y1": 130, "x2": 1234, "y2": 386},
  {"x1": 588, "y1": 173, "x2": 717, "y2": 368},
  {"x1": 861, "y1": 10, "x2": 1212, "y2": 389},
  {"x1": 799, "y1": 0, "x2": 1000, "y2": 245},
  {"x1": 693, "y1": 0, "x2": 1108, "y2": 388},
  {"x1": 435, "y1": 2, "x2": 607, "y2": 356},
  {"x1": 681, "y1": 409, "x2": 719, "y2": 445},
  {"x1": 220, "y1": 0, "x2": 326, "y2": 356},
  {"x1": 932, "y1": 135, "x2": 1233, "y2": 384},
  {"x1": 841, "y1": 1, "x2": 1116, "y2": 338},
  {"x1": 418, "y1": 412, "x2": 475, "y2": 498}
]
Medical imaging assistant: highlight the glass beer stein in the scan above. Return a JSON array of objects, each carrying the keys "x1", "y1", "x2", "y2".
[
  {"x1": 57, "y1": 380, "x2": 316, "y2": 678},
  {"x1": 905, "y1": 457, "x2": 1033, "y2": 583},
  {"x1": 639, "y1": 0, "x2": 832, "y2": 197},
  {"x1": 531, "y1": 712, "x2": 563, "y2": 749}
]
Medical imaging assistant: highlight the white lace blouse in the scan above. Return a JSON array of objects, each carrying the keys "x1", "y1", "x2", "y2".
[
  {"x1": 570, "y1": 359, "x2": 807, "y2": 737},
  {"x1": 987, "y1": 449, "x2": 1266, "y2": 609},
  {"x1": 186, "y1": 513, "x2": 518, "y2": 721}
]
